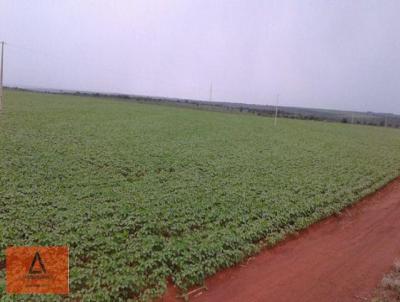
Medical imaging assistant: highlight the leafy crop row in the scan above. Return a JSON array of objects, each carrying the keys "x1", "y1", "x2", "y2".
[{"x1": 1, "y1": 90, "x2": 400, "y2": 301}]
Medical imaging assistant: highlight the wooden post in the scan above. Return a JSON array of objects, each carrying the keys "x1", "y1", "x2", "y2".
[
  {"x1": 0, "y1": 41, "x2": 4, "y2": 111},
  {"x1": 274, "y1": 94, "x2": 279, "y2": 127}
]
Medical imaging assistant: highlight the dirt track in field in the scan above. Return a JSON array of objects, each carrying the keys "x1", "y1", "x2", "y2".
[{"x1": 161, "y1": 177, "x2": 400, "y2": 302}]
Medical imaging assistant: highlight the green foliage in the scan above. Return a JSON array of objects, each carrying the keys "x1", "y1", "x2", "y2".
[{"x1": 1, "y1": 90, "x2": 400, "y2": 301}]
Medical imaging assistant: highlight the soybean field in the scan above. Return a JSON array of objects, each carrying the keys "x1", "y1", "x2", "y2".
[{"x1": 1, "y1": 90, "x2": 400, "y2": 301}]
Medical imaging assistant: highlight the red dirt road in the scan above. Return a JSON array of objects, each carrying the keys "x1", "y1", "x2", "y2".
[{"x1": 162, "y1": 177, "x2": 400, "y2": 302}]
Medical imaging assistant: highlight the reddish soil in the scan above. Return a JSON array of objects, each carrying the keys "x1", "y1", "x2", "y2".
[{"x1": 161, "y1": 177, "x2": 400, "y2": 302}]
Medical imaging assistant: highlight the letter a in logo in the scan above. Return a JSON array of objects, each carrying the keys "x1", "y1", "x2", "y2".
[{"x1": 28, "y1": 251, "x2": 47, "y2": 274}]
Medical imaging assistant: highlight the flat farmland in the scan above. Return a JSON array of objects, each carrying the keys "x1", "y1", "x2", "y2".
[{"x1": 1, "y1": 90, "x2": 400, "y2": 301}]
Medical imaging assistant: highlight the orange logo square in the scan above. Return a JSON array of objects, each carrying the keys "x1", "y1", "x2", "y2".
[{"x1": 6, "y1": 246, "x2": 69, "y2": 294}]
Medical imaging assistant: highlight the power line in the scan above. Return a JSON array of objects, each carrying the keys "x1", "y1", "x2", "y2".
[
  {"x1": 7, "y1": 42, "x2": 135, "y2": 80},
  {"x1": 4, "y1": 42, "x2": 206, "y2": 98},
  {"x1": 7, "y1": 42, "x2": 56, "y2": 58},
  {"x1": 6, "y1": 42, "x2": 166, "y2": 87}
]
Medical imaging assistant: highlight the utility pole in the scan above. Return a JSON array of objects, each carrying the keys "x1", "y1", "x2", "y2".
[
  {"x1": 0, "y1": 41, "x2": 4, "y2": 111},
  {"x1": 209, "y1": 82, "x2": 213, "y2": 102},
  {"x1": 274, "y1": 94, "x2": 279, "y2": 127}
]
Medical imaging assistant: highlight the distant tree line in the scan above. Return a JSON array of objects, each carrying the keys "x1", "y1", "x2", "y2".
[{"x1": 7, "y1": 86, "x2": 400, "y2": 129}]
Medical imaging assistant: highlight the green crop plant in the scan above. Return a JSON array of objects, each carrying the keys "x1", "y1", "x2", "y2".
[{"x1": 1, "y1": 90, "x2": 400, "y2": 301}]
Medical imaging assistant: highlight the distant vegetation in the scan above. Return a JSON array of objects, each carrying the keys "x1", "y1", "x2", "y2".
[
  {"x1": 1, "y1": 90, "x2": 400, "y2": 301},
  {"x1": 7, "y1": 86, "x2": 400, "y2": 128}
]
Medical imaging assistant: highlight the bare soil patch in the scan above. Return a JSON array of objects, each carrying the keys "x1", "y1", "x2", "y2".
[{"x1": 161, "y1": 177, "x2": 400, "y2": 302}]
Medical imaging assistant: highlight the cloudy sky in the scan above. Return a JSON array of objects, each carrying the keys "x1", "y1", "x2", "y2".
[{"x1": 0, "y1": 0, "x2": 399, "y2": 113}]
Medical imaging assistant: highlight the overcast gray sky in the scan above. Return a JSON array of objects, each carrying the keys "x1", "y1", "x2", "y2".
[{"x1": 1, "y1": 0, "x2": 399, "y2": 113}]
